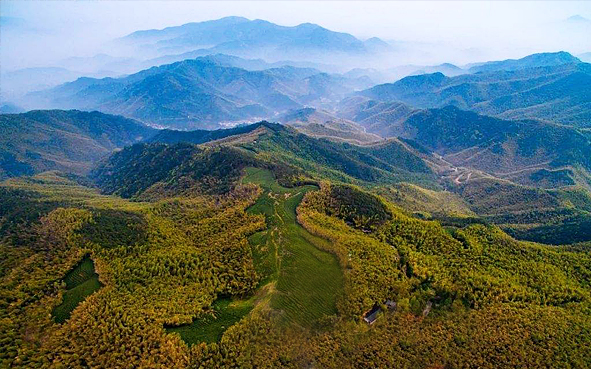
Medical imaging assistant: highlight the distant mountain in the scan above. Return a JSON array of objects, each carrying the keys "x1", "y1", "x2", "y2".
[
  {"x1": 145, "y1": 52, "x2": 337, "y2": 74},
  {"x1": 363, "y1": 37, "x2": 394, "y2": 53},
  {"x1": 0, "y1": 110, "x2": 156, "y2": 179},
  {"x1": 94, "y1": 122, "x2": 435, "y2": 198},
  {"x1": 468, "y1": 51, "x2": 581, "y2": 73},
  {"x1": 116, "y1": 16, "x2": 390, "y2": 63},
  {"x1": 342, "y1": 68, "x2": 386, "y2": 84},
  {"x1": 337, "y1": 97, "x2": 416, "y2": 137},
  {"x1": 147, "y1": 52, "x2": 272, "y2": 70},
  {"x1": 0, "y1": 103, "x2": 24, "y2": 114},
  {"x1": 363, "y1": 106, "x2": 591, "y2": 189},
  {"x1": 1, "y1": 67, "x2": 82, "y2": 99},
  {"x1": 359, "y1": 59, "x2": 591, "y2": 127},
  {"x1": 29, "y1": 58, "x2": 369, "y2": 130},
  {"x1": 411, "y1": 63, "x2": 465, "y2": 77},
  {"x1": 564, "y1": 15, "x2": 591, "y2": 24},
  {"x1": 147, "y1": 122, "x2": 268, "y2": 145},
  {"x1": 276, "y1": 107, "x2": 381, "y2": 143},
  {"x1": 343, "y1": 63, "x2": 467, "y2": 86}
]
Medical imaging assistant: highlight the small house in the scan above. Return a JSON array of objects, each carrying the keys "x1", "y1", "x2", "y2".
[{"x1": 363, "y1": 305, "x2": 381, "y2": 324}]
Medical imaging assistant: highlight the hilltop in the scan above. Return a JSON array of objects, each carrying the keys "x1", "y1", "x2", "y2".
[
  {"x1": 359, "y1": 59, "x2": 591, "y2": 127},
  {"x1": 93, "y1": 122, "x2": 436, "y2": 199},
  {"x1": 0, "y1": 110, "x2": 155, "y2": 179},
  {"x1": 28, "y1": 58, "x2": 369, "y2": 130},
  {"x1": 116, "y1": 16, "x2": 392, "y2": 62}
]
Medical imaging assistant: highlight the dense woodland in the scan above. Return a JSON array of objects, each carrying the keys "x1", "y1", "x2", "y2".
[{"x1": 1, "y1": 162, "x2": 589, "y2": 367}]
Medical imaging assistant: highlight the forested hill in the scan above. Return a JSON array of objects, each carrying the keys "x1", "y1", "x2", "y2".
[
  {"x1": 28, "y1": 58, "x2": 369, "y2": 130},
  {"x1": 2, "y1": 163, "x2": 590, "y2": 367},
  {"x1": 0, "y1": 110, "x2": 156, "y2": 179},
  {"x1": 92, "y1": 122, "x2": 437, "y2": 199},
  {"x1": 2, "y1": 9, "x2": 591, "y2": 368},
  {"x1": 341, "y1": 104, "x2": 591, "y2": 189},
  {"x1": 358, "y1": 61, "x2": 591, "y2": 127}
]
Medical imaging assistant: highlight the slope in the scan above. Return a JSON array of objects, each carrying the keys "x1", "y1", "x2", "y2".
[
  {"x1": 0, "y1": 110, "x2": 156, "y2": 179},
  {"x1": 276, "y1": 107, "x2": 381, "y2": 144},
  {"x1": 93, "y1": 122, "x2": 437, "y2": 198},
  {"x1": 359, "y1": 60, "x2": 591, "y2": 127},
  {"x1": 346, "y1": 105, "x2": 591, "y2": 189},
  {"x1": 2, "y1": 148, "x2": 589, "y2": 367},
  {"x1": 30, "y1": 59, "x2": 367, "y2": 130}
]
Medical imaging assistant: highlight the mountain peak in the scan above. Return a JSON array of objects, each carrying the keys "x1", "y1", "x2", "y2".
[
  {"x1": 295, "y1": 22, "x2": 322, "y2": 30},
  {"x1": 118, "y1": 17, "x2": 375, "y2": 63},
  {"x1": 566, "y1": 15, "x2": 590, "y2": 23},
  {"x1": 469, "y1": 51, "x2": 580, "y2": 73},
  {"x1": 364, "y1": 37, "x2": 392, "y2": 52},
  {"x1": 215, "y1": 16, "x2": 250, "y2": 22}
]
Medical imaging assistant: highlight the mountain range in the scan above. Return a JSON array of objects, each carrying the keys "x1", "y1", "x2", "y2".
[
  {"x1": 0, "y1": 110, "x2": 155, "y2": 179},
  {"x1": 466, "y1": 51, "x2": 581, "y2": 73},
  {"x1": 27, "y1": 57, "x2": 371, "y2": 130},
  {"x1": 359, "y1": 54, "x2": 591, "y2": 127},
  {"x1": 3, "y1": 14, "x2": 591, "y2": 369},
  {"x1": 91, "y1": 117, "x2": 591, "y2": 245},
  {"x1": 116, "y1": 16, "x2": 392, "y2": 62},
  {"x1": 89, "y1": 121, "x2": 435, "y2": 199}
]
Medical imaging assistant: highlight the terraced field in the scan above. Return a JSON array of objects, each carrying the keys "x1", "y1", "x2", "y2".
[
  {"x1": 243, "y1": 168, "x2": 343, "y2": 326},
  {"x1": 167, "y1": 168, "x2": 343, "y2": 345},
  {"x1": 166, "y1": 298, "x2": 255, "y2": 344},
  {"x1": 52, "y1": 255, "x2": 102, "y2": 323}
]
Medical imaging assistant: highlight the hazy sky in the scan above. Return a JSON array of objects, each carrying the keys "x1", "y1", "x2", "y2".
[{"x1": 1, "y1": 1, "x2": 591, "y2": 71}]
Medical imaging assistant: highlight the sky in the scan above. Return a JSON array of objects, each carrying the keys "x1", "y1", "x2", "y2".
[{"x1": 1, "y1": 1, "x2": 591, "y2": 71}]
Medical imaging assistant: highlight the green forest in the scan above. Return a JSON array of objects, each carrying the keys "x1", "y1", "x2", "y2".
[
  {"x1": 2, "y1": 6, "x2": 591, "y2": 367},
  {"x1": 1, "y1": 162, "x2": 589, "y2": 368}
]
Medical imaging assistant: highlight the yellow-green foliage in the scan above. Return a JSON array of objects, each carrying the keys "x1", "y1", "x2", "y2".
[
  {"x1": 241, "y1": 168, "x2": 343, "y2": 327},
  {"x1": 379, "y1": 182, "x2": 475, "y2": 218},
  {"x1": 1, "y1": 172, "x2": 590, "y2": 368},
  {"x1": 300, "y1": 183, "x2": 590, "y2": 312},
  {"x1": 0, "y1": 173, "x2": 265, "y2": 367}
]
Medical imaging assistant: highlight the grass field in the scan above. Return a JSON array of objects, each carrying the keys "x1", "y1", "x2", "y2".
[
  {"x1": 168, "y1": 168, "x2": 343, "y2": 345},
  {"x1": 52, "y1": 255, "x2": 102, "y2": 323},
  {"x1": 242, "y1": 168, "x2": 344, "y2": 327},
  {"x1": 166, "y1": 298, "x2": 255, "y2": 344}
]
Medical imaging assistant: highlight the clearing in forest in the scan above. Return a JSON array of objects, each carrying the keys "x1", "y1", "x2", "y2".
[
  {"x1": 168, "y1": 168, "x2": 343, "y2": 345},
  {"x1": 52, "y1": 255, "x2": 102, "y2": 323},
  {"x1": 165, "y1": 298, "x2": 255, "y2": 344},
  {"x1": 243, "y1": 167, "x2": 344, "y2": 326}
]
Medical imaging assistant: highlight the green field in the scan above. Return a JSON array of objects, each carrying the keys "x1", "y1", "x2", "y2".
[
  {"x1": 52, "y1": 255, "x2": 102, "y2": 323},
  {"x1": 167, "y1": 168, "x2": 344, "y2": 345},
  {"x1": 166, "y1": 298, "x2": 255, "y2": 344},
  {"x1": 243, "y1": 168, "x2": 344, "y2": 326}
]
